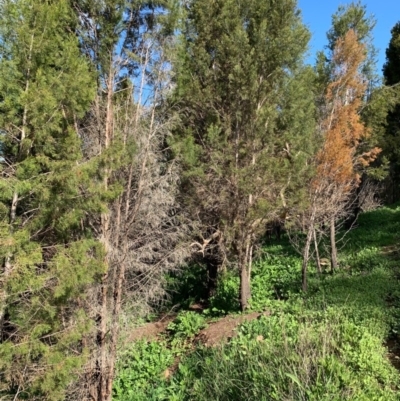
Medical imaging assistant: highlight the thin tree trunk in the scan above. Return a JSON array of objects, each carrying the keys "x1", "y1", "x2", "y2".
[
  {"x1": 239, "y1": 234, "x2": 253, "y2": 311},
  {"x1": 302, "y1": 206, "x2": 316, "y2": 292},
  {"x1": 330, "y1": 216, "x2": 338, "y2": 272},
  {"x1": 239, "y1": 150, "x2": 256, "y2": 311},
  {"x1": 105, "y1": 256, "x2": 127, "y2": 399},
  {"x1": 302, "y1": 226, "x2": 313, "y2": 292},
  {"x1": 4, "y1": 192, "x2": 18, "y2": 275},
  {"x1": 248, "y1": 244, "x2": 253, "y2": 283},
  {"x1": 207, "y1": 256, "x2": 218, "y2": 298},
  {"x1": 313, "y1": 227, "x2": 321, "y2": 274},
  {"x1": 240, "y1": 263, "x2": 251, "y2": 311},
  {"x1": 0, "y1": 197, "x2": 18, "y2": 336},
  {"x1": 97, "y1": 64, "x2": 114, "y2": 401}
]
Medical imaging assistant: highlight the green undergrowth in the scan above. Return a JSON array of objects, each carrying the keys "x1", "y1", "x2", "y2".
[{"x1": 113, "y1": 205, "x2": 400, "y2": 400}]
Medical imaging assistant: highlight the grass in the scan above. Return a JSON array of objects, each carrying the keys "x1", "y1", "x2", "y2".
[{"x1": 113, "y1": 205, "x2": 400, "y2": 401}]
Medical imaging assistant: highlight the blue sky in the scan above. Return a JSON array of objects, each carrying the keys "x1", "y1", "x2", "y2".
[{"x1": 298, "y1": 0, "x2": 400, "y2": 74}]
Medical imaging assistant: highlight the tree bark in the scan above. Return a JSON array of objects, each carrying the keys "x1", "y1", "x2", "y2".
[
  {"x1": 330, "y1": 216, "x2": 338, "y2": 272},
  {"x1": 240, "y1": 263, "x2": 251, "y2": 311},
  {"x1": 302, "y1": 206, "x2": 316, "y2": 292},
  {"x1": 302, "y1": 226, "x2": 313, "y2": 292},
  {"x1": 239, "y1": 235, "x2": 253, "y2": 311},
  {"x1": 206, "y1": 256, "x2": 219, "y2": 299},
  {"x1": 96, "y1": 64, "x2": 114, "y2": 401},
  {"x1": 313, "y1": 227, "x2": 321, "y2": 274}
]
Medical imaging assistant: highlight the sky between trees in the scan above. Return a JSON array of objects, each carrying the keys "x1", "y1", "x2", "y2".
[{"x1": 299, "y1": 0, "x2": 400, "y2": 71}]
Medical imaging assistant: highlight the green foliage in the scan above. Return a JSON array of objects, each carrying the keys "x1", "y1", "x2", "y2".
[
  {"x1": 167, "y1": 312, "x2": 207, "y2": 339},
  {"x1": 327, "y1": 1, "x2": 376, "y2": 48},
  {"x1": 250, "y1": 254, "x2": 302, "y2": 309},
  {"x1": 207, "y1": 271, "x2": 240, "y2": 315},
  {"x1": 164, "y1": 307, "x2": 399, "y2": 401},
  {"x1": 381, "y1": 22, "x2": 400, "y2": 195},
  {"x1": 113, "y1": 341, "x2": 175, "y2": 401},
  {"x1": 0, "y1": 0, "x2": 108, "y2": 399},
  {"x1": 166, "y1": 264, "x2": 209, "y2": 308},
  {"x1": 383, "y1": 22, "x2": 400, "y2": 86},
  {"x1": 322, "y1": 1, "x2": 378, "y2": 90},
  {"x1": 206, "y1": 246, "x2": 303, "y2": 313}
]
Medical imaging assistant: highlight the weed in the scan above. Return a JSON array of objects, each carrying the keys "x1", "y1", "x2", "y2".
[
  {"x1": 113, "y1": 341, "x2": 175, "y2": 401},
  {"x1": 167, "y1": 311, "x2": 207, "y2": 339}
]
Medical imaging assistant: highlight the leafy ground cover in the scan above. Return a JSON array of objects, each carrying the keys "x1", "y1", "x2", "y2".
[{"x1": 113, "y1": 205, "x2": 400, "y2": 400}]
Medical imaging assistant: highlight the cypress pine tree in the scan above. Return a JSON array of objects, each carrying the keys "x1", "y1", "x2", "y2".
[
  {"x1": 311, "y1": 3, "x2": 383, "y2": 273},
  {"x1": 327, "y1": 1, "x2": 378, "y2": 87},
  {"x1": 381, "y1": 22, "x2": 400, "y2": 201},
  {"x1": 313, "y1": 30, "x2": 379, "y2": 277},
  {"x1": 314, "y1": 1, "x2": 378, "y2": 123},
  {"x1": 384, "y1": 23, "x2": 400, "y2": 86},
  {"x1": 0, "y1": 1, "x2": 106, "y2": 399},
  {"x1": 172, "y1": 0, "x2": 315, "y2": 310}
]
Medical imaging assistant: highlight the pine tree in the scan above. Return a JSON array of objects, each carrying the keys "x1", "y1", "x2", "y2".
[
  {"x1": 309, "y1": 3, "x2": 382, "y2": 278},
  {"x1": 172, "y1": 0, "x2": 315, "y2": 310},
  {"x1": 316, "y1": 1, "x2": 378, "y2": 94},
  {"x1": 0, "y1": 0, "x2": 105, "y2": 399},
  {"x1": 381, "y1": 22, "x2": 400, "y2": 201},
  {"x1": 318, "y1": 29, "x2": 380, "y2": 270},
  {"x1": 328, "y1": 1, "x2": 377, "y2": 78},
  {"x1": 300, "y1": 30, "x2": 380, "y2": 289},
  {"x1": 314, "y1": 1, "x2": 378, "y2": 137},
  {"x1": 383, "y1": 23, "x2": 400, "y2": 86}
]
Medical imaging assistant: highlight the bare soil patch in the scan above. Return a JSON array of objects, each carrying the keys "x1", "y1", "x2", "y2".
[
  {"x1": 381, "y1": 244, "x2": 400, "y2": 258},
  {"x1": 386, "y1": 336, "x2": 400, "y2": 372},
  {"x1": 123, "y1": 309, "x2": 270, "y2": 349},
  {"x1": 197, "y1": 311, "x2": 270, "y2": 347},
  {"x1": 124, "y1": 317, "x2": 174, "y2": 345}
]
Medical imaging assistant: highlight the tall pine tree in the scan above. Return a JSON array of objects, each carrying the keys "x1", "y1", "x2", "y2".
[
  {"x1": 315, "y1": 30, "x2": 379, "y2": 276},
  {"x1": 0, "y1": 1, "x2": 107, "y2": 399},
  {"x1": 310, "y1": 3, "x2": 383, "y2": 275},
  {"x1": 381, "y1": 22, "x2": 400, "y2": 201},
  {"x1": 172, "y1": 0, "x2": 315, "y2": 310}
]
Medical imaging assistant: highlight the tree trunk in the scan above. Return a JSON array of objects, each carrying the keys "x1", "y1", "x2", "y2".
[
  {"x1": 302, "y1": 225, "x2": 314, "y2": 292},
  {"x1": 206, "y1": 257, "x2": 219, "y2": 299},
  {"x1": 302, "y1": 205, "x2": 317, "y2": 292},
  {"x1": 330, "y1": 216, "x2": 338, "y2": 272},
  {"x1": 313, "y1": 227, "x2": 321, "y2": 274},
  {"x1": 240, "y1": 264, "x2": 251, "y2": 311},
  {"x1": 106, "y1": 258, "x2": 127, "y2": 400},
  {"x1": 239, "y1": 234, "x2": 254, "y2": 311},
  {"x1": 95, "y1": 65, "x2": 115, "y2": 401}
]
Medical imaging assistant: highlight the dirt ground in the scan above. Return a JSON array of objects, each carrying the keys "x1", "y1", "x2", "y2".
[
  {"x1": 124, "y1": 316, "x2": 173, "y2": 344},
  {"x1": 196, "y1": 311, "x2": 270, "y2": 346},
  {"x1": 125, "y1": 310, "x2": 271, "y2": 348}
]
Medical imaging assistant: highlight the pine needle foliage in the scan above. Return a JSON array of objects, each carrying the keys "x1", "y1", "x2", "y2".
[
  {"x1": 0, "y1": 1, "x2": 109, "y2": 399},
  {"x1": 172, "y1": 0, "x2": 316, "y2": 310}
]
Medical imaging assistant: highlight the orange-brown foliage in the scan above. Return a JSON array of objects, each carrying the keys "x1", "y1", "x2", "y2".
[{"x1": 315, "y1": 29, "x2": 380, "y2": 193}]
